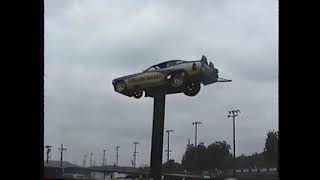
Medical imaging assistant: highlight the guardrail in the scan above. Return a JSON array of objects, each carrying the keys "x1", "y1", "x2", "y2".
[
  {"x1": 215, "y1": 168, "x2": 278, "y2": 178},
  {"x1": 235, "y1": 168, "x2": 278, "y2": 174}
]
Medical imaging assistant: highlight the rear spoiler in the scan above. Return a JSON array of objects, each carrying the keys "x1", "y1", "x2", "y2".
[
  {"x1": 201, "y1": 55, "x2": 208, "y2": 65},
  {"x1": 217, "y1": 78, "x2": 232, "y2": 82}
]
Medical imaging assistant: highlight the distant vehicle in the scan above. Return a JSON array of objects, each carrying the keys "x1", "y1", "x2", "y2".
[
  {"x1": 269, "y1": 168, "x2": 277, "y2": 172},
  {"x1": 243, "y1": 169, "x2": 249, "y2": 173},
  {"x1": 259, "y1": 168, "x2": 267, "y2": 172},
  {"x1": 63, "y1": 173, "x2": 86, "y2": 179},
  {"x1": 112, "y1": 55, "x2": 231, "y2": 98}
]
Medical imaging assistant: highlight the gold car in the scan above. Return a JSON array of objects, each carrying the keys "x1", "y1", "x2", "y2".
[{"x1": 112, "y1": 55, "x2": 230, "y2": 98}]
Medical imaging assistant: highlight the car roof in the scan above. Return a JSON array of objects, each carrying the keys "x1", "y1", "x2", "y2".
[
  {"x1": 143, "y1": 59, "x2": 188, "y2": 72},
  {"x1": 155, "y1": 59, "x2": 185, "y2": 65},
  {"x1": 152, "y1": 60, "x2": 186, "y2": 67}
]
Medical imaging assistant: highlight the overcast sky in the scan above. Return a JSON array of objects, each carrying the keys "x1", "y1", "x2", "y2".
[{"x1": 44, "y1": 0, "x2": 278, "y2": 167}]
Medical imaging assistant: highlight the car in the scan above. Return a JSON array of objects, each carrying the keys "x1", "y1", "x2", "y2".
[
  {"x1": 243, "y1": 169, "x2": 249, "y2": 173},
  {"x1": 112, "y1": 55, "x2": 231, "y2": 98},
  {"x1": 269, "y1": 168, "x2": 277, "y2": 172},
  {"x1": 259, "y1": 168, "x2": 267, "y2": 172}
]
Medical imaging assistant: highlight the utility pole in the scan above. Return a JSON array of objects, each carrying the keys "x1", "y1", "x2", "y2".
[
  {"x1": 116, "y1": 146, "x2": 120, "y2": 166},
  {"x1": 83, "y1": 154, "x2": 87, "y2": 167},
  {"x1": 133, "y1": 142, "x2": 139, "y2": 168},
  {"x1": 59, "y1": 144, "x2": 67, "y2": 167},
  {"x1": 102, "y1": 149, "x2": 107, "y2": 166},
  {"x1": 45, "y1": 145, "x2": 52, "y2": 164},
  {"x1": 192, "y1": 121, "x2": 202, "y2": 146},
  {"x1": 90, "y1": 152, "x2": 93, "y2": 167},
  {"x1": 228, "y1": 109, "x2": 240, "y2": 178},
  {"x1": 165, "y1": 130, "x2": 174, "y2": 162}
]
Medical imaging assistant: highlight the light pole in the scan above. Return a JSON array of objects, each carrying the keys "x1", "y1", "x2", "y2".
[
  {"x1": 228, "y1": 109, "x2": 240, "y2": 178},
  {"x1": 165, "y1": 130, "x2": 174, "y2": 162},
  {"x1": 192, "y1": 121, "x2": 202, "y2": 146}
]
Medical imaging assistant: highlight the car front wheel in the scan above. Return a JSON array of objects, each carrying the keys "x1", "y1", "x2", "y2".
[
  {"x1": 183, "y1": 82, "x2": 201, "y2": 96},
  {"x1": 171, "y1": 72, "x2": 185, "y2": 88},
  {"x1": 133, "y1": 90, "x2": 143, "y2": 99}
]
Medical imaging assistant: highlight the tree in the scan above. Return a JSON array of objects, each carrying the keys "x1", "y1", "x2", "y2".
[
  {"x1": 162, "y1": 159, "x2": 183, "y2": 173},
  {"x1": 181, "y1": 143, "x2": 208, "y2": 172},
  {"x1": 206, "y1": 141, "x2": 233, "y2": 170},
  {"x1": 181, "y1": 141, "x2": 233, "y2": 172},
  {"x1": 180, "y1": 130, "x2": 279, "y2": 172},
  {"x1": 263, "y1": 130, "x2": 279, "y2": 168}
]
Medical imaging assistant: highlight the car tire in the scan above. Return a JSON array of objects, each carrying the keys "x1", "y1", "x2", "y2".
[
  {"x1": 133, "y1": 90, "x2": 143, "y2": 99},
  {"x1": 183, "y1": 82, "x2": 201, "y2": 96},
  {"x1": 171, "y1": 72, "x2": 185, "y2": 88},
  {"x1": 115, "y1": 80, "x2": 126, "y2": 92}
]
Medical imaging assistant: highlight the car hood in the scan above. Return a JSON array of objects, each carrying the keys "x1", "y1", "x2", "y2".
[{"x1": 112, "y1": 72, "x2": 142, "y2": 84}]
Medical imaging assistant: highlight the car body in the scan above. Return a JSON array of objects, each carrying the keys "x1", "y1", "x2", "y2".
[{"x1": 112, "y1": 55, "x2": 231, "y2": 98}]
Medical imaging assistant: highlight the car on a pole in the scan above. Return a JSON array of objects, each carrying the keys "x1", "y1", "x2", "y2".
[{"x1": 112, "y1": 55, "x2": 231, "y2": 98}]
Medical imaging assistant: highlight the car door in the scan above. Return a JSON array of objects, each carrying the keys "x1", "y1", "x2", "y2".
[{"x1": 127, "y1": 70, "x2": 166, "y2": 89}]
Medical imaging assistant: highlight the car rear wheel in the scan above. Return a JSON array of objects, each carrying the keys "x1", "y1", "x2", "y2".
[
  {"x1": 115, "y1": 81, "x2": 126, "y2": 92},
  {"x1": 133, "y1": 90, "x2": 143, "y2": 99},
  {"x1": 171, "y1": 72, "x2": 185, "y2": 88},
  {"x1": 183, "y1": 82, "x2": 201, "y2": 96}
]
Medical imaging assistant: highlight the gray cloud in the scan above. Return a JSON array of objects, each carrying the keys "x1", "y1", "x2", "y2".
[{"x1": 45, "y1": 0, "x2": 278, "y2": 166}]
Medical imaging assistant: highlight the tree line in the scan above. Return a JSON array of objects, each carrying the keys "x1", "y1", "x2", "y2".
[{"x1": 162, "y1": 130, "x2": 278, "y2": 173}]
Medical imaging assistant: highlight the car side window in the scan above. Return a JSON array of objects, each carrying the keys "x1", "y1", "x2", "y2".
[
  {"x1": 166, "y1": 62, "x2": 174, "y2": 67},
  {"x1": 166, "y1": 61, "x2": 179, "y2": 67},
  {"x1": 145, "y1": 66, "x2": 159, "y2": 72},
  {"x1": 146, "y1": 67, "x2": 155, "y2": 71},
  {"x1": 166, "y1": 61, "x2": 184, "y2": 67}
]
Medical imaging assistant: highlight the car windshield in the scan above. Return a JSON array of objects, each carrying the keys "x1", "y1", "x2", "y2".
[{"x1": 144, "y1": 60, "x2": 184, "y2": 72}]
